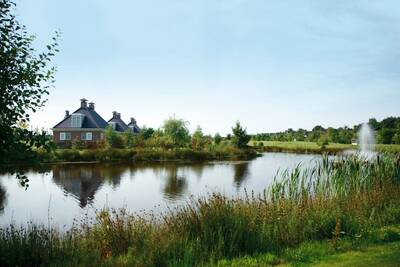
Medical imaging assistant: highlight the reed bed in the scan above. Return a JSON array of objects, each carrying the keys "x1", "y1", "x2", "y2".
[{"x1": 0, "y1": 153, "x2": 399, "y2": 266}]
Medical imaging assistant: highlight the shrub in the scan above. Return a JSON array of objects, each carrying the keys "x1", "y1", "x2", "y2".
[
  {"x1": 232, "y1": 121, "x2": 251, "y2": 149},
  {"x1": 214, "y1": 133, "x2": 222, "y2": 145},
  {"x1": 162, "y1": 116, "x2": 190, "y2": 148}
]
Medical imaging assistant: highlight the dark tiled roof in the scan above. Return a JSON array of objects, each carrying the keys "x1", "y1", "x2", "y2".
[
  {"x1": 53, "y1": 107, "x2": 109, "y2": 129},
  {"x1": 127, "y1": 121, "x2": 141, "y2": 133},
  {"x1": 108, "y1": 117, "x2": 129, "y2": 132}
]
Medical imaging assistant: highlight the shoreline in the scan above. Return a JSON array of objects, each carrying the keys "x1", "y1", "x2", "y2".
[{"x1": 0, "y1": 148, "x2": 261, "y2": 169}]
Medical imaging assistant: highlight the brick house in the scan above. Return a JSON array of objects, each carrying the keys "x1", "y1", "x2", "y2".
[
  {"x1": 52, "y1": 99, "x2": 140, "y2": 146},
  {"x1": 107, "y1": 111, "x2": 129, "y2": 132},
  {"x1": 128, "y1": 117, "x2": 141, "y2": 134}
]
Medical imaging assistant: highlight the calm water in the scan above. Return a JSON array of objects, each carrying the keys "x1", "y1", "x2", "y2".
[{"x1": 0, "y1": 153, "x2": 320, "y2": 227}]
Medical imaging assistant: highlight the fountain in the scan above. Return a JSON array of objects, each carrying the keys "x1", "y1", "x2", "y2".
[{"x1": 357, "y1": 123, "x2": 376, "y2": 159}]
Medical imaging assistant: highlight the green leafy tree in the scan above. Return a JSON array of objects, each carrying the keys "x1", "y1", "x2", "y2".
[
  {"x1": 162, "y1": 117, "x2": 190, "y2": 148},
  {"x1": 105, "y1": 126, "x2": 124, "y2": 148},
  {"x1": 377, "y1": 128, "x2": 395, "y2": 144},
  {"x1": 368, "y1": 118, "x2": 379, "y2": 130},
  {"x1": 122, "y1": 130, "x2": 135, "y2": 148},
  {"x1": 214, "y1": 133, "x2": 222, "y2": 145},
  {"x1": 393, "y1": 132, "x2": 400, "y2": 145},
  {"x1": 191, "y1": 126, "x2": 205, "y2": 150},
  {"x1": 0, "y1": 0, "x2": 59, "y2": 169},
  {"x1": 141, "y1": 127, "x2": 155, "y2": 140},
  {"x1": 231, "y1": 121, "x2": 251, "y2": 149}
]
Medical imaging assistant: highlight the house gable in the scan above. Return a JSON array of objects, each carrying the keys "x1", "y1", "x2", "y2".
[
  {"x1": 107, "y1": 111, "x2": 129, "y2": 132},
  {"x1": 53, "y1": 99, "x2": 108, "y2": 130}
]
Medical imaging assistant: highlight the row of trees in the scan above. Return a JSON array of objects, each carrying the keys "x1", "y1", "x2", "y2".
[
  {"x1": 252, "y1": 117, "x2": 400, "y2": 145},
  {"x1": 100, "y1": 118, "x2": 251, "y2": 150}
]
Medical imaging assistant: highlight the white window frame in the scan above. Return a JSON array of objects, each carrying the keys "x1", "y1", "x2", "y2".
[
  {"x1": 109, "y1": 122, "x2": 117, "y2": 130},
  {"x1": 71, "y1": 113, "x2": 85, "y2": 128},
  {"x1": 81, "y1": 132, "x2": 92, "y2": 141},
  {"x1": 60, "y1": 132, "x2": 66, "y2": 141},
  {"x1": 86, "y1": 132, "x2": 92, "y2": 141}
]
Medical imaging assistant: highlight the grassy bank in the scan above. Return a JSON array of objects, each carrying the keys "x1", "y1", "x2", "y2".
[
  {"x1": 250, "y1": 141, "x2": 400, "y2": 154},
  {"x1": 213, "y1": 230, "x2": 400, "y2": 266},
  {"x1": 32, "y1": 147, "x2": 259, "y2": 164},
  {"x1": 0, "y1": 153, "x2": 399, "y2": 266}
]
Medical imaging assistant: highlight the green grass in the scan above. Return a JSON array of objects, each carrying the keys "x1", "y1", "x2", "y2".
[
  {"x1": 212, "y1": 231, "x2": 400, "y2": 267},
  {"x1": 0, "y1": 154, "x2": 400, "y2": 266},
  {"x1": 311, "y1": 241, "x2": 400, "y2": 267},
  {"x1": 249, "y1": 141, "x2": 400, "y2": 154}
]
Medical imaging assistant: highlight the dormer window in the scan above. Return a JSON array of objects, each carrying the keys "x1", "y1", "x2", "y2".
[
  {"x1": 109, "y1": 122, "x2": 117, "y2": 130},
  {"x1": 71, "y1": 113, "x2": 85, "y2": 128}
]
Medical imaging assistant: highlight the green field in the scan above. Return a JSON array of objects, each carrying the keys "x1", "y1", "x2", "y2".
[
  {"x1": 250, "y1": 141, "x2": 400, "y2": 154},
  {"x1": 213, "y1": 238, "x2": 400, "y2": 267}
]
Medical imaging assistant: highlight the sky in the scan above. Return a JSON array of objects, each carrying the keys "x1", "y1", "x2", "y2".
[{"x1": 15, "y1": 0, "x2": 400, "y2": 135}]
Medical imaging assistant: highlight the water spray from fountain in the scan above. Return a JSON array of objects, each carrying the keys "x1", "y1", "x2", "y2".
[{"x1": 357, "y1": 123, "x2": 376, "y2": 159}]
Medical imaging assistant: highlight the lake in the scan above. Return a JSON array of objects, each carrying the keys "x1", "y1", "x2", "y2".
[{"x1": 0, "y1": 152, "x2": 320, "y2": 227}]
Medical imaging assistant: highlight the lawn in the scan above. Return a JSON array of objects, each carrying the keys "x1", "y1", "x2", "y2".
[
  {"x1": 212, "y1": 240, "x2": 400, "y2": 267},
  {"x1": 311, "y1": 241, "x2": 400, "y2": 267},
  {"x1": 250, "y1": 141, "x2": 400, "y2": 154},
  {"x1": 213, "y1": 225, "x2": 400, "y2": 266}
]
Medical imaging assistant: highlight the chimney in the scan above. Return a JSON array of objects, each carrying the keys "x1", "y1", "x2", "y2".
[
  {"x1": 130, "y1": 117, "x2": 136, "y2": 124},
  {"x1": 65, "y1": 110, "x2": 70, "y2": 118},
  {"x1": 80, "y1": 98, "x2": 88, "y2": 108},
  {"x1": 117, "y1": 113, "x2": 121, "y2": 119},
  {"x1": 88, "y1": 102, "x2": 95, "y2": 110},
  {"x1": 112, "y1": 111, "x2": 118, "y2": 119}
]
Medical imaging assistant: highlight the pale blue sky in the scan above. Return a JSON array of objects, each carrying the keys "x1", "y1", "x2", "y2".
[{"x1": 16, "y1": 0, "x2": 400, "y2": 134}]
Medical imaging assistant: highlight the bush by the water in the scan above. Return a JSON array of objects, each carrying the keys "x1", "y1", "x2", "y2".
[
  {"x1": 1, "y1": 153, "x2": 400, "y2": 266},
  {"x1": 50, "y1": 147, "x2": 258, "y2": 163}
]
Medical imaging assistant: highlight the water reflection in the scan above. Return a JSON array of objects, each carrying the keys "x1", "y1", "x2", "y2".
[
  {"x1": 162, "y1": 165, "x2": 188, "y2": 200},
  {"x1": 233, "y1": 162, "x2": 250, "y2": 188},
  {"x1": 0, "y1": 153, "x2": 322, "y2": 226},
  {"x1": 0, "y1": 184, "x2": 6, "y2": 214},
  {"x1": 53, "y1": 164, "x2": 109, "y2": 207}
]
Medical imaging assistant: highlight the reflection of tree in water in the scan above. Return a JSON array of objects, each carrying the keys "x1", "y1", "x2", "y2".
[
  {"x1": 162, "y1": 165, "x2": 187, "y2": 200},
  {"x1": 233, "y1": 162, "x2": 250, "y2": 189},
  {"x1": 52, "y1": 164, "x2": 126, "y2": 208},
  {"x1": 0, "y1": 184, "x2": 7, "y2": 214},
  {"x1": 101, "y1": 163, "x2": 127, "y2": 188},
  {"x1": 190, "y1": 163, "x2": 207, "y2": 180}
]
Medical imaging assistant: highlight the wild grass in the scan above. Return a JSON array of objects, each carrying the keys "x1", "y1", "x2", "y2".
[
  {"x1": 0, "y1": 153, "x2": 400, "y2": 266},
  {"x1": 33, "y1": 147, "x2": 259, "y2": 163}
]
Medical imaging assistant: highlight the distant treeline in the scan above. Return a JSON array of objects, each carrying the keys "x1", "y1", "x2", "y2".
[{"x1": 252, "y1": 117, "x2": 400, "y2": 144}]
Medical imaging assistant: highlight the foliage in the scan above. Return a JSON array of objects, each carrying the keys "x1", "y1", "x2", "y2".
[
  {"x1": 252, "y1": 116, "x2": 400, "y2": 145},
  {"x1": 191, "y1": 126, "x2": 211, "y2": 150},
  {"x1": 50, "y1": 147, "x2": 258, "y2": 163},
  {"x1": 0, "y1": 0, "x2": 59, "y2": 164},
  {"x1": 140, "y1": 126, "x2": 155, "y2": 140},
  {"x1": 104, "y1": 126, "x2": 124, "y2": 149},
  {"x1": 122, "y1": 130, "x2": 135, "y2": 148},
  {"x1": 231, "y1": 121, "x2": 251, "y2": 149},
  {"x1": 162, "y1": 116, "x2": 190, "y2": 148},
  {"x1": 377, "y1": 128, "x2": 396, "y2": 144},
  {"x1": 214, "y1": 133, "x2": 222, "y2": 145}
]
